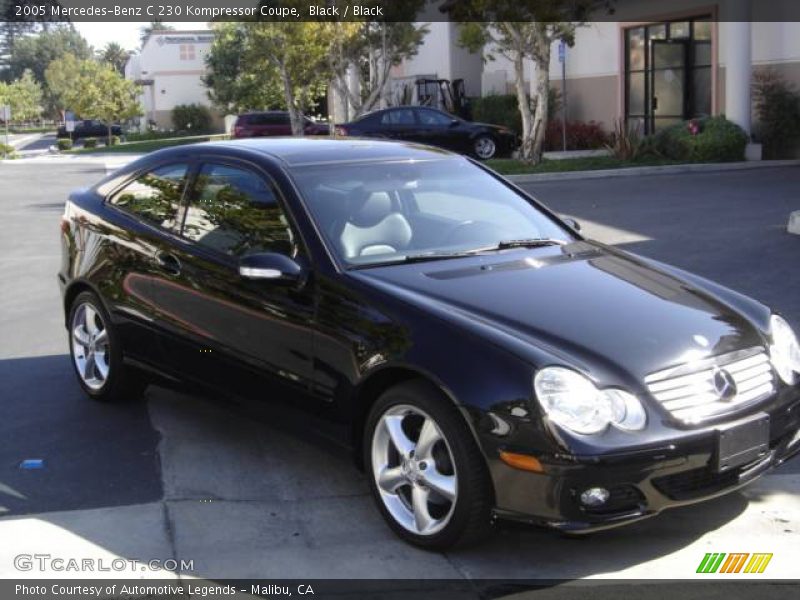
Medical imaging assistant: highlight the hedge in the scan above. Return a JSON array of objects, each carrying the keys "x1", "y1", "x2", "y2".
[{"x1": 653, "y1": 116, "x2": 748, "y2": 162}]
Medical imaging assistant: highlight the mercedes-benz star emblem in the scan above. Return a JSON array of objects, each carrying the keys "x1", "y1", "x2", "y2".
[{"x1": 712, "y1": 368, "x2": 738, "y2": 401}]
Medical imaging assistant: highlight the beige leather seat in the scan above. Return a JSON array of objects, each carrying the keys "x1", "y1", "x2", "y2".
[{"x1": 339, "y1": 191, "x2": 413, "y2": 259}]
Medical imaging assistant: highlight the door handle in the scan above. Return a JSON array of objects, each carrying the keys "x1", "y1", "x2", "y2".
[{"x1": 155, "y1": 252, "x2": 181, "y2": 275}]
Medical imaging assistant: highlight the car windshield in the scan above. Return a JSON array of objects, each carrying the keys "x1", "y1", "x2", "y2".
[{"x1": 290, "y1": 157, "x2": 574, "y2": 268}]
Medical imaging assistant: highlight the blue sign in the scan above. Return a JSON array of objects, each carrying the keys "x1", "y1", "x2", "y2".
[{"x1": 558, "y1": 40, "x2": 566, "y2": 63}]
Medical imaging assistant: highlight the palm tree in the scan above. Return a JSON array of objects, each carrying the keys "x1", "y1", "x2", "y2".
[{"x1": 99, "y1": 42, "x2": 130, "y2": 75}]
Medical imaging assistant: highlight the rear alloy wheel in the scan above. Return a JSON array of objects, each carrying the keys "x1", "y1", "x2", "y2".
[
  {"x1": 473, "y1": 135, "x2": 497, "y2": 160},
  {"x1": 68, "y1": 291, "x2": 146, "y2": 402},
  {"x1": 365, "y1": 380, "x2": 493, "y2": 549}
]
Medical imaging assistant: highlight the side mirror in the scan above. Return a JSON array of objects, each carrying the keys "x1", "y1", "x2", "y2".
[
  {"x1": 563, "y1": 218, "x2": 581, "y2": 232},
  {"x1": 449, "y1": 119, "x2": 460, "y2": 127},
  {"x1": 239, "y1": 252, "x2": 305, "y2": 283}
]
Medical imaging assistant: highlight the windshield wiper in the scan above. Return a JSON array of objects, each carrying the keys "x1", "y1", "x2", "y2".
[
  {"x1": 347, "y1": 250, "x2": 482, "y2": 269},
  {"x1": 396, "y1": 251, "x2": 483, "y2": 264},
  {"x1": 348, "y1": 239, "x2": 568, "y2": 269},
  {"x1": 467, "y1": 238, "x2": 568, "y2": 253}
]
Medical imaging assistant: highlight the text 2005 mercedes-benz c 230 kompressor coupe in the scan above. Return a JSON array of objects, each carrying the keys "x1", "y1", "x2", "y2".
[{"x1": 59, "y1": 139, "x2": 800, "y2": 549}]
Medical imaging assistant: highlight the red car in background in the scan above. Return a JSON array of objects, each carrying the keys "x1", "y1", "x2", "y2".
[{"x1": 233, "y1": 111, "x2": 329, "y2": 138}]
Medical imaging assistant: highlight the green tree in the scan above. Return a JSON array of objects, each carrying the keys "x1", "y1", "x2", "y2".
[
  {"x1": 3, "y1": 69, "x2": 43, "y2": 121},
  {"x1": 46, "y1": 56, "x2": 141, "y2": 143},
  {"x1": 203, "y1": 22, "x2": 281, "y2": 114},
  {"x1": 327, "y1": 17, "x2": 428, "y2": 119},
  {"x1": 43, "y1": 52, "x2": 79, "y2": 114},
  {"x1": 450, "y1": 0, "x2": 612, "y2": 164},
  {"x1": 205, "y1": 20, "x2": 330, "y2": 135},
  {"x1": 98, "y1": 42, "x2": 130, "y2": 75},
  {"x1": 7, "y1": 24, "x2": 91, "y2": 83},
  {"x1": 0, "y1": 0, "x2": 64, "y2": 80}
]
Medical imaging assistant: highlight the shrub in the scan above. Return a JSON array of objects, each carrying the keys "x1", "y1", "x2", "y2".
[
  {"x1": 472, "y1": 94, "x2": 520, "y2": 132},
  {"x1": 126, "y1": 130, "x2": 177, "y2": 142},
  {"x1": 83, "y1": 137, "x2": 98, "y2": 149},
  {"x1": 654, "y1": 116, "x2": 747, "y2": 162},
  {"x1": 472, "y1": 90, "x2": 562, "y2": 135},
  {"x1": 752, "y1": 69, "x2": 800, "y2": 159},
  {"x1": 172, "y1": 104, "x2": 213, "y2": 133},
  {"x1": 56, "y1": 138, "x2": 73, "y2": 151},
  {"x1": 544, "y1": 120, "x2": 609, "y2": 151},
  {"x1": 0, "y1": 143, "x2": 14, "y2": 157},
  {"x1": 111, "y1": 135, "x2": 121, "y2": 146},
  {"x1": 605, "y1": 119, "x2": 648, "y2": 160}
]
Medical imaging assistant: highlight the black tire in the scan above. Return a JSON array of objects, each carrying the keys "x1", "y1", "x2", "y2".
[
  {"x1": 67, "y1": 291, "x2": 147, "y2": 402},
  {"x1": 364, "y1": 379, "x2": 494, "y2": 549},
  {"x1": 473, "y1": 134, "x2": 497, "y2": 160}
]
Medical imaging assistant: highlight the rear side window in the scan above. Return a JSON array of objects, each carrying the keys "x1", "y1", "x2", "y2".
[
  {"x1": 182, "y1": 163, "x2": 294, "y2": 258},
  {"x1": 109, "y1": 163, "x2": 189, "y2": 230},
  {"x1": 418, "y1": 109, "x2": 453, "y2": 126},
  {"x1": 245, "y1": 113, "x2": 289, "y2": 126},
  {"x1": 381, "y1": 109, "x2": 415, "y2": 125}
]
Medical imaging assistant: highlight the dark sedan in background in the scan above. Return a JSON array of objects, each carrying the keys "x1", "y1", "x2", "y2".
[
  {"x1": 57, "y1": 119, "x2": 124, "y2": 140},
  {"x1": 233, "y1": 111, "x2": 330, "y2": 138},
  {"x1": 335, "y1": 106, "x2": 519, "y2": 159},
  {"x1": 58, "y1": 138, "x2": 800, "y2": 549}
]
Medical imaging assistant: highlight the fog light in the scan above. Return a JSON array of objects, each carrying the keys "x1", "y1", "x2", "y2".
[{"x1": 580, "y1": 487, "x2": 610, "y2": 507}]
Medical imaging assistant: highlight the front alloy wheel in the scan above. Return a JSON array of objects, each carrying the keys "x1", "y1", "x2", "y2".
[
  {"x1": 372, "y1": 405, "x2": 458, "y2": 536},
  {"x1": 473, "y1": 135, "x2": 497, "y2": 160},
  {"x1": 365, "y1": 380, "x2": 493, "y2": 549}
]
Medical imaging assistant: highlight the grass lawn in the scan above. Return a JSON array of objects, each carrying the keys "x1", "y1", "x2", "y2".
[
  {"x1": 67, "y1": 133, "x2": 229, "y2": 154},
  {"x1": 485, "y1": 155, "x2": 682, "y2": 175}
]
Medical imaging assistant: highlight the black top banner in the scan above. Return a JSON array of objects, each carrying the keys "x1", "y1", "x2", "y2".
[{"x1": 2, "y1": 0, "x2": 800, "y2": 23}]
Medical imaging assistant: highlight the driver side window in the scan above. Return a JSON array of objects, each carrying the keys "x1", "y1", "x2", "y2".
[{"x1": 181, "y1": 163, "x2": 295, "y2": 258}]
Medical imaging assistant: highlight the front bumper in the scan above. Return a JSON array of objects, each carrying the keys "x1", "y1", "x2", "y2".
[{"x1": 491, "y1": 391, "x2": 800, "y2": 533}]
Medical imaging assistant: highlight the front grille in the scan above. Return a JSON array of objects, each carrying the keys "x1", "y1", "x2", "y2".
[
  {"x1": 645, "y1": 347, "x2": 775, "y2": 424},
  {"x1": 653, "y1": 466, "x2": 739, "y2": 501}
]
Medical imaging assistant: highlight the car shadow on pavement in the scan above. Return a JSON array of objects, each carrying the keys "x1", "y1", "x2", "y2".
[
  {"x1": 0, "y1": 354, "x2": 162, "y2": 517},
  {"x1": 3, "y1": 356, "x2": 794, "y2": 583}
]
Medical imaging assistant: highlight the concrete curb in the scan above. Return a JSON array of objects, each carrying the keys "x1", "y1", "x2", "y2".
[{"x1": 505, "y1": 159, "x2": 800, "y2": 184}]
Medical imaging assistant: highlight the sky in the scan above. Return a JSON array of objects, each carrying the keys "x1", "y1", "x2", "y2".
[{"x1": 74, "y1": 22, "x2": 209, "y2": 52}]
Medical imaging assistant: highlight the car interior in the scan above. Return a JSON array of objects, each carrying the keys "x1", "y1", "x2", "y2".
[{"x1": 302, "y1": 181, "x2": 549, "y2": 265}]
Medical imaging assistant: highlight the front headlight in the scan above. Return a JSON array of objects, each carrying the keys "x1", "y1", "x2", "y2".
[
  {"x1": 533, "y1": 366, "x2": 647, "y2": 435},
  {"x1": 770, "y1": 314, "x2": 800, "y2": 385}
]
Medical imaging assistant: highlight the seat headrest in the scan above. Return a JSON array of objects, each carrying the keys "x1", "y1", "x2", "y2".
[{"x1": 347, "y1": 190, "x2": 393, "y2": 228}]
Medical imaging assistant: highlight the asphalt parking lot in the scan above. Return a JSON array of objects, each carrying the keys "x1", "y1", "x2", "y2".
[{"x1": 0, "y1": 159, "x2": 799, "y2": 588}]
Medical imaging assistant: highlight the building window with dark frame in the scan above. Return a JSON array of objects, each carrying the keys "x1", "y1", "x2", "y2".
[{"x1": 625, "y1": 18, "x2": 712, "y2": 134}]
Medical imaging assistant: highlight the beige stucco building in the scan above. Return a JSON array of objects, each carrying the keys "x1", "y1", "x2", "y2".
[
  {"x1": 124, "y1": 30, "x2": 219, "y2": 131},
  {"x1": 396, "y1": 0, "x2": 800, "y2": 138}
]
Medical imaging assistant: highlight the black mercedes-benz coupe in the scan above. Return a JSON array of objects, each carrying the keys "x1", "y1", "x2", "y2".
[
  {"x1": 58, "y1": 138, "x2": 800, "y2": 549},
  {"x1": 334, "y1": 106, "x2": 519, "y2": 160}
]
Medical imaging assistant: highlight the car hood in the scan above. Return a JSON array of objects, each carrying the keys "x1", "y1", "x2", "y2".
[
  {"x1": 350, "y1": 241, "x2": 765, "y2": 383},
  {"x1": 471, "y1": 121, "x2": 513, "y2": 134}
]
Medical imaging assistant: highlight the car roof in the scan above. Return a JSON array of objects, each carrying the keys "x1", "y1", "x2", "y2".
[{"x1": 148, "y1": 138, "x2": 456, "y2": 167}]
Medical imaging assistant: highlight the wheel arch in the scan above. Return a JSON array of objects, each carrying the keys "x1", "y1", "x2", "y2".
[
  {"x1": 62, "y1": 280, "x2": 107, "y2": 328},
  {"x1": 350, "y1": 364, "x2": 486, "y2": 472}
]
